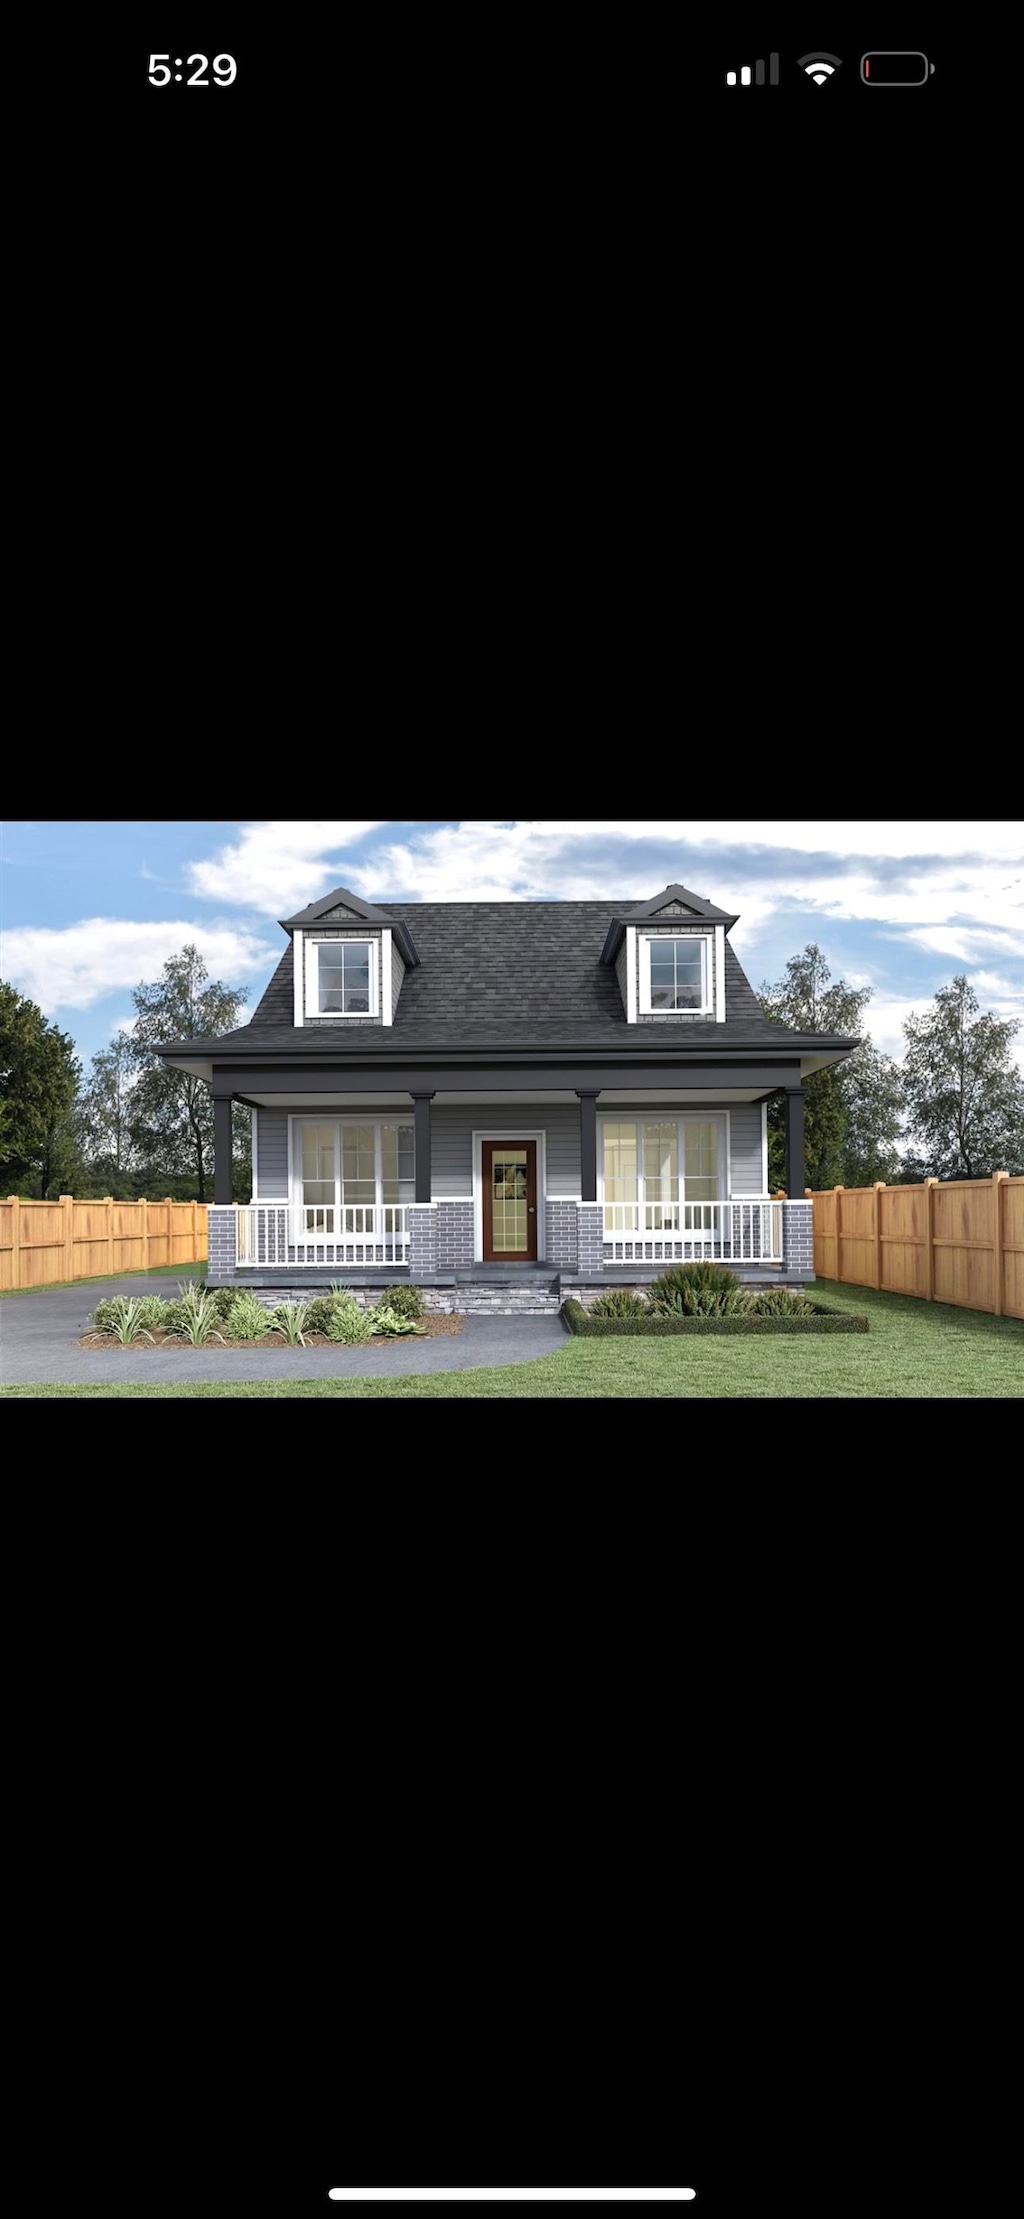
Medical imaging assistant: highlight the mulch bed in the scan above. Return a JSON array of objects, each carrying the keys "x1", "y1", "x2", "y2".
[{"x1": 77, "y1": 1314, "x2": 465, "y2": 1350}]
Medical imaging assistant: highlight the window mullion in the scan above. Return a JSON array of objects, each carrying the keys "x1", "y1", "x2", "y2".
[{"x1": 374, "y1": 1121, "x2": 382, "y2": 1216}]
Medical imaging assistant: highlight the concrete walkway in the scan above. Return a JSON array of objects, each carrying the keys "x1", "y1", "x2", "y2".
[{"x1": 0, "y1": 1277, "x2": 569, "y2": 1385}]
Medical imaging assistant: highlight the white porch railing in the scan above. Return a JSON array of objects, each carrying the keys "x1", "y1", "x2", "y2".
[
  {"x1": 234, "y1": 1204, "x2": 409, "y2": 1268},
  {"x1": 603, "y1": 1198, "x2": 783, "y2": 1264}
]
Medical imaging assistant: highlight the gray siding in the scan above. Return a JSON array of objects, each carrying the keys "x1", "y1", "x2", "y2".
[
  {"x1": 255, "y1": 1109, "x2": 289, "y2": 1198},
  {"x1": 430, "y1": 1102, "x2": 583, "y2": 1198},
  {"x1": 391, "y1": 937, "x2": 405, "y2": 1020},
  {"x1": 614, "y1": 933, "x2": 629, "y2": 1015}
]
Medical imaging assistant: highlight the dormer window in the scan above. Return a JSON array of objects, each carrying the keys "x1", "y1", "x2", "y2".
[
  {"x1": 305, "y1": 938, "x2": 379, "y2": 1018},
  {"x1": 639, "y1": 933, "x2": 712, "y2": 1014}
]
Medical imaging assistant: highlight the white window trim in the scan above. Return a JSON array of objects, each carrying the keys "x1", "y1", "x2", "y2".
[
  {"x1": 251, "y1": 1106, "x2": 259, "y2": 1201},
  {"x1": 598, "y1": 1112, "x2": 729, "y2": 1204},
  {"x1": 472, "y1": 1129, "x2": 548, "y2": 1263},
  {"x1": 292, "y1": 930, "x2": 304, "y2": 1027},
  {"x1": 380, "y1": 929, "x2": 393, "y2": 1026},
  {"x1": 715, "y1": 924, "x2": 727, "y2": 1023},
  {"x1": 638, "y1": 931, "x2": 714, "y2": 1017},
  {"x1": 304, "y1": 936, "x2": 380, "y2": 1021},
  {"x1": 289, "y1": 1114, "x2": 415, "y2": 1213}
]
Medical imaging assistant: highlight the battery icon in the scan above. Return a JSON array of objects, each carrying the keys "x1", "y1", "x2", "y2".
[{"x1": 861, "y1": 52, "x2": 934, "y2": 84}]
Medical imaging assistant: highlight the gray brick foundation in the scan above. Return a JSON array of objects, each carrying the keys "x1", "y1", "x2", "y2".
[
  {"x1": 782, "y1": 1201, "x2": 814, "y2": 1276},
  {"x1": 407, "y1": 1205, "x2": 437, "y2": 1274},
  {"x1": 436, "y1": 1200, "x2": 474, "y2": 1269},
  {"x1": 546, "y1": 1199, "x2": 578, "y2": 1269},
  {"x1": 206, "y1": 1209, "x2": 237, "y2": 1284},
  {"x1": 576, "y1": 1203, "x2": 605, "y2": 1273}
]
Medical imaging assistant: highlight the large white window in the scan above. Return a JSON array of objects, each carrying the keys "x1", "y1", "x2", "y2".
[
  {"x1": 639, "y1": 933, "x2": 711, "y2": 1014},
  {"x1": 600, "y1": 1116, "x2": 724, "y2": 1225},
  {"x1": 305, "y1": 938, "x2": 378, "y2": 1018},
  {"x1": 295, "y1": 1118, "x2": 413, "y2": 1226}
]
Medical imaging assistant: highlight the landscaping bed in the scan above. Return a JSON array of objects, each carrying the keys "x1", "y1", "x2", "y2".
[
  {"x1": 76, "y1": 1282, "x2": 461, "y2": 1350},
  {"x1": 561, "y1": 1263, "x2": 868, "y2": 1336},
  {"x1": 562, "y1": 1299, "x2": 867, "y2": 1336},
  {"x1": 77, "y1": 1314, "x2": 464, "y2": 1350}
]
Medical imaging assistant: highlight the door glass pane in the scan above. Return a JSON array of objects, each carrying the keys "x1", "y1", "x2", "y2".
[
  {"x1": 602, "y1": 1121, "x2": 638, "y2": 1203},
  {"x1": 341, "y1": 1124, "x2": 376, "y2": 1204},
  {"x1": 684, "y1": 1121, "x2": 719, "y2": 1201},
  {"x1": 491, "y1": 1147, "x2": 527, "y2": 1252},
  {"x1": 643, "y1": 1122, "x2": 678, "y2": 1202},
  {"x1": 302, "y1": 1124, "x2": 335, "y2": 1207}
]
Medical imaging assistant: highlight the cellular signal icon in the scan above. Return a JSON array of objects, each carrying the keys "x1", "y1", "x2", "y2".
[
  {"x1": 725, "y1": 54, "x2": 779, "y2": 85},
  {"x1": 797, "y1": 52, "x2": 843, "y2": 84}
]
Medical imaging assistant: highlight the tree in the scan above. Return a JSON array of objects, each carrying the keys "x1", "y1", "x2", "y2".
[
  {"x1": 128, "y1": 947, "x2": 246, "y2": 1201},
  {"x1": 902, "y1": 976, "x2": 1024, "y2": 1179},
  {"x1": 0, "y1": 982, "x2": 82, "y2": 1196},
  {"x1": 79, "y1": 1031, "x2": 140, "y2": 1183},
  {"x1": 758, "y1": 944, "x2": 904, "y2": 1191}
]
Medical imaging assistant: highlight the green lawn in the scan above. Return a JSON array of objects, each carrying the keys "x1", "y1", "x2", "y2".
[
  {"x1": 2, "y1": 1281, "x2": 1021, "y2": 1397},
  {"x1": 0, "y1": 1262, "x2": 205, "y2": 1299}
]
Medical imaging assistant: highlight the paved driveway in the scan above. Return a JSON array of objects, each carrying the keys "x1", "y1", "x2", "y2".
[{"x1": 0, "y1": 1278, "x2": 568, "y2": 1385}]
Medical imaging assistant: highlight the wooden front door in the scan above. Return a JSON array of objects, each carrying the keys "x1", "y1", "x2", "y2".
[{"x1": 482, "y1": 1141, "x2": 538, "y2": 1262}]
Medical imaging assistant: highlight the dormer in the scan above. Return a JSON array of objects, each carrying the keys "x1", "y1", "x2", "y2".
[
  {"x1": 278, "y1": 886, "x2": 420, "y2": 1030},
  {"x1": 600, "y1": 885, "x2": 737, "y2": 1024}
]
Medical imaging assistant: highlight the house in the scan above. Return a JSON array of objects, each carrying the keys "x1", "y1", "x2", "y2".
[{"x1": 155, "y1": 884, "x2": 859, "y2": 1305}]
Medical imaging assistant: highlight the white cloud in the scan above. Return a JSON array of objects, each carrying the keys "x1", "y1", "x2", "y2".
[
  {"x1": 900, "y1": 923, "x2": 1023, "y2": 962},
  {"x1": 186, "y1": 821, "x2": 387, "y2": 914},
  {"x1": 1, "y1": 919, "x2": 276, "y2": 1015}
]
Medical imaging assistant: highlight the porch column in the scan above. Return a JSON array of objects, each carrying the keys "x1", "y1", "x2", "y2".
[
  {"x1": 784, "y1": 1086, "x2": 805, "y2": 1201},
  {"x1": 411, "y1": 1091, "x2": 434, "y2": 1202},
  {"x1": 213, "y1": 1095, "x2": 233, "y2": 1205},
  {"x1": 576, "y1": 1089, "x2": 599, "y2": 1202}
]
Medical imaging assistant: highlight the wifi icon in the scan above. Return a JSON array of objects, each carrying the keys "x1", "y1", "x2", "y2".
[{"x1": 797, "y1": 51, "x2": 843, "y2": 84}]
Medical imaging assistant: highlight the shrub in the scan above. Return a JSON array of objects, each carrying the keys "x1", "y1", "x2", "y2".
[
  {"x1": 376, "y1": 1283, "x2": 426, "y2": 1321},
  {"x1": 648, "y1": 1262, "x2": 743, "y2": 1316},
  {"x1": 91, "y1": 1298, "x2": 119, "y2": 1333},
  {"x1": 270, "y1": 1301, "x2": 311, "y2": 1346},
  {"x1": 738, "y1": 1287, "x2": 812, "y2": 1317},
  {"x1": 589, "y1": 1289, "x2": 650, "y2": 1318},
  {"x1": 225, "y1": 1293, "x2": 272, "y2": 1338},
  {"x1": 200, "y1": 1285, "x2": 236, "y2": 1321},
  {"x1": 169, "y1": 1287, "x2": 225, "y2": 1345},
  {"x1": 325, "y1": 1300, "x2": 375, "y2": 1343},
  {"x1": 367, "y1": 1304, "x2": 421, "y2": 1336},
  {"x1": 303, "y1": 1294, "x2": 340, "y2": 1334},
  {"x1": 94, "y1": 1295, "x2": 156, "y2": 1345}
]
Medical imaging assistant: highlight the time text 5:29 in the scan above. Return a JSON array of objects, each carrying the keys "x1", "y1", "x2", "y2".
[{"x1": 148, "y1": 55, "x2": 237, "y2": 86}]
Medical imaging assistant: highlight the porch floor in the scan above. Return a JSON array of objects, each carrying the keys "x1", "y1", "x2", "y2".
[{"x1": 224, "y1": 1262, "x2": 810, "y2": 1288}]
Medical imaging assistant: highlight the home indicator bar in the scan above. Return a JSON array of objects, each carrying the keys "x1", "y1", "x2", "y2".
[
  {"x1": 327, "y1": 2197, "x2": 698, "y2": 2206},
  {"x1": 862, "y1": 52, "x2": 933, "y2": 83}
]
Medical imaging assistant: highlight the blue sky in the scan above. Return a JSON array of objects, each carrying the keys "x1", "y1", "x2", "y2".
[{"x1": 2, "y1": 818, "x2": 1022, "y2": 1071}]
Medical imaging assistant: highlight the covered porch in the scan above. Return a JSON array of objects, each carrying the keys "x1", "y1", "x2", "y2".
[{"x1": 205, "y1": 1057, "x2": 812, "y2": 1284}]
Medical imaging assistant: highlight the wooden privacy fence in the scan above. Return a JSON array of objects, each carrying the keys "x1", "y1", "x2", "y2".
[
  {"x1": 807, "y1": 1173, "x2": 1023, "y2": 1318},
  {"x1": 0, "y1": 1195, "x2": 208, "y2": 1291}
]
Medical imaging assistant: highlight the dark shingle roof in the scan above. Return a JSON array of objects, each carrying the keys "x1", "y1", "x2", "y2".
[{"x1": 158, "y1": 902, "x2": 859, "y2": 1057}]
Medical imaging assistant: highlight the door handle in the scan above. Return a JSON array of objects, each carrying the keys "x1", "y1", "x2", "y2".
[{"x1": 528, "y1": 1207, "x2": 536, "y2": 1213}]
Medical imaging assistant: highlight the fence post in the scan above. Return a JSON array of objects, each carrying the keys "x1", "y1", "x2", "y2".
[
  {"x1": 105, "y1": 1199, "x2": 114, "y2": 1275},
  {"x1": 834, "y1": 1187, "x2": 844, "y2": 1283},
  {"x1": 61, "y1": 1194, "x2": 74, "y2": 1281},
  {"x1": 9, "y1": 1198, "x2": 20, "y2": 1291},
  {"x1": 140, "y1": 1198, "x2": 148, "y2": 1272},
  {"x1": 923, "y1": 1179, "x2": 937, "y2": 1300},
  {"x1": 191, "y1": 1197, "x2": 199, "y2": 1262},
  {"x1": 992, "y1": 1169, "x2": 1008, "y2": 1316},
  {"x1": 873, "y1": 1183, "x2": 886, "y2": 1291}
]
